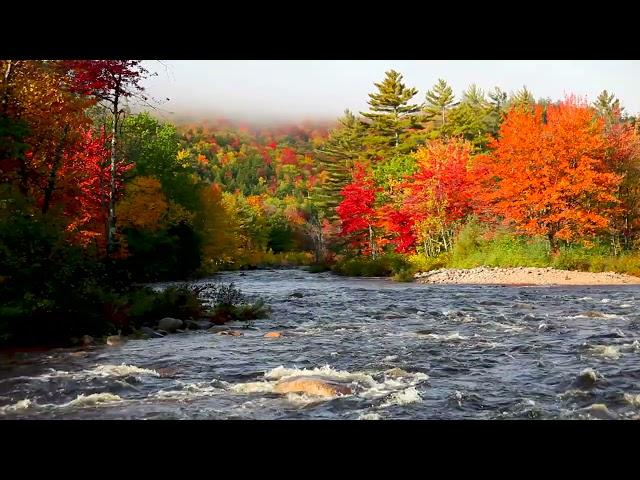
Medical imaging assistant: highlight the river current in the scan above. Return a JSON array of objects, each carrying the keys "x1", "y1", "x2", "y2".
[{"x1": 1, "y1": 269, "x2": 639, "y2": 419}]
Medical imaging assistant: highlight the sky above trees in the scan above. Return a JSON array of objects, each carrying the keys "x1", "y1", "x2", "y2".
[{"x1": 140, "y1": 60, "x2": 640, "y2": 123}]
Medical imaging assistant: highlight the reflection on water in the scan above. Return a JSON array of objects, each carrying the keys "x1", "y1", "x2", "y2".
[{"x1": 1, "y1": 269, "x2": 640, "y2": 420}]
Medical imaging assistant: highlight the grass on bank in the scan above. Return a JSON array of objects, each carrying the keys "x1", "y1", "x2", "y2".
[{"x1": 332, "y1": 221, "x2": 640, "y2": 281}]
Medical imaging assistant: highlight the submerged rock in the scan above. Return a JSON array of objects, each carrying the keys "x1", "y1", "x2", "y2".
[
  {"x1": 158, "y1": 317, "x2": 183, "y2": 333},
  {"x1": 264, "y1": 332, "x2": 282, "y2": 338},
  {"x1": 218, "y1": 330, "x2": 243, "y2": 336},
  {"x1": 69, "y1": 350, "x2": 89, "y2": 358},
  {"x1": 156, "y1": 367, "x2": 180, "y2": 378},
  {"x1": 273, "y1": 376, "x2": 352, "y2": 397},
  {"x1": 582, "y1": 311, "x2": 606, "y2": 318},
  {"x1": 208, "y1": 326, "x2": 229, "y2": 333},
  {"x1": 415, "y1": 329, "x2": 434, "y2": 335},
  {"x1": 290, "y1": 292, "x2": 304, "y2": 298}
]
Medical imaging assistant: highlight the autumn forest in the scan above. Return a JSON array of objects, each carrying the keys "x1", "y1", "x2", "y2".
[{"x1": 2, "y1": 60, "x2": 640, "y2": 346}]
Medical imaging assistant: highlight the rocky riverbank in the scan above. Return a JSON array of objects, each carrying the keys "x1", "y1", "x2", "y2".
[{"x1": 414, "y1": 267, "x2": 640, "y2": 285}]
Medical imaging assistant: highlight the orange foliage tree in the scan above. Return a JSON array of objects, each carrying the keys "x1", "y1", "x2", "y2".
[{"x1": 475, "y1": 98, "x2": 622, "y2": 250}]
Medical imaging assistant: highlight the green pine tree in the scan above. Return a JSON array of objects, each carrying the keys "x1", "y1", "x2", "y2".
[
  {"x1": 462, "y1": 84, "x2": 487, "y2": 107},
  {"x1": 440, "y1": 84, "x2": 492, "y2": 151},
  {"x1": 487, "y1": 86, "x2": 508, "y2": 135},
  {"x1": 313, "y1": 109, "x2": 366, "y2": 218},
  {"x1": 593, "y1": 90, "x2": 624, "y2": 126},
  {"x1": 508, "y1": 86, "x2": 535, "y2": 109},
  {"x1": 424, "y1": 78, "x2": 456, "y2": 128},
  {"x1": 360, "y1": 70, "x2": 421, "y2": 157}
]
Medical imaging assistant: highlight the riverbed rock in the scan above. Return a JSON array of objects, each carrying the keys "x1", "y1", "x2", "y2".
[
  {"x1": 273, "y1": 376, "x2": 352, "y2": 397},
  {"x1": 218, "y1": 330, "x2": 243, "y2": 336},
  {"x1": 158, "y1": 317, "x2": 183, "y2": 333},
  {"x1": 385, "y1": 368, "x2": 410, "y2": 379},
  {"x1": 264, "y1": 332, "x2": 282, "y2": 338},
  {"x1": 584, "y1": 403, "x2": 616, "y2": 419},
  {"x1": 208, "y1": 326, "x2": 230, "y2": 333},
  {"x1": 185, "y1": 320, "x2": 211, "y2": 330},
  {"x1": 69, "y1": 350, "x2": 89, "y2": 358},
  {"x1": 106, "y1": 335, "x2": 124, "y2": 346},
  {"x1": 290, "y1": 292, "x2": 304, "y2": 298},
  {"x1": 81, "y1": 335, "x2": 94, "y2": 346},
  {"x1": 582, "y1": 311, "x2": 606, "y2": 318},
  {"x1": 184, "y1": 320, "x2": 200, "y2": 330},
  {"x1": 141, "y1": 327, "x2": 164, "y2": 338}
]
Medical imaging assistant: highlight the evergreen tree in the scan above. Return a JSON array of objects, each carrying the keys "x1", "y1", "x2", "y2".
[
  {"x1": 441, "y1": 84, "x2": 492, "y2": 151},
  {"x1": 314, "y1": 109, "x2": 366, "y2": 218},
  {"x1": 488, "y1": 86, "x2": 508, "y2": 110},
  {"x1": 509, "y1": 86, "x2": 535, "y2": 109},
  {"x1": 487, "y1": 86, "x2": 508, "y2": 135},
  {"x1": 462, "y1": 84, "x2": 487, "y2": 107},
  {"x1": 593, "y1": 90, "x2": 624, "y2": 126},
  {"x1": 424, "y1": 78, "x2": 456, "y2": 127},
  {"x1": 360, "y1": 70, "x2": 420, "y2": 156}
]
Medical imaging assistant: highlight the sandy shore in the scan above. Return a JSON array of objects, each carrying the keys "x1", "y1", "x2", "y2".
[{"x1": 414, "y1": 266, "x2": 640, "y2": 285}]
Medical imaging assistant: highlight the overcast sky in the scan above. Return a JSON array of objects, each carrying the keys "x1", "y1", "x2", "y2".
[{"x1": 140, "y1": 60, "x2": 640, "y2": 124}]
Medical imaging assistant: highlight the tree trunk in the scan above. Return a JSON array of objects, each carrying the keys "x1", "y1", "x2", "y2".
[
  {"x1": 394, "y1": 107, "x2": 399, "y2": 148},
  {"x1": 42, "y1": 124, "x2": 69, "y2": 214},
  {"x1": 1, "y1": 60, "x2": 14, "y2": 116},
  {"x1": 107, "y1": 79, "x2": 121, "y2": 256},
  {"x1": 316, "y1": 228, "x2": 324, "y2": 263},
  {"x1": 369, "y1": 224, "x2": 376, "y2": 259},
  {"x1": 547, "y1": 232, "x2": 557, "y2": 253}
]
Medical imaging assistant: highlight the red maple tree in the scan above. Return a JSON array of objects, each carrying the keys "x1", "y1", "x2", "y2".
[{"x1": 336, "y1": 165, "x2": 379, "y2": 255}]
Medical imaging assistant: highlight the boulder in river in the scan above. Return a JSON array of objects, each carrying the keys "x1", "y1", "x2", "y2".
[
  {"x1": 106, "y1": 335, "x2": 124, "y2": 346},
  {"x1": 582, "y1": 311, "x2": 606, "y2": 318},
  {"x1": 290, "y1": 292, "x2": 304, "y2": 298},
  {"x1": 158, "y1": 317, "x2": 183, "y2": 333},
  {"x1": 574, "y1": 368, "x2": 598, "y2": 388},
  {"x1": 185, "y1": 320, "x2": 212, "y2": 330},
  {"x1": 273, "y1": 376, "x2": 352, "y2": 397},
  {"x1": 264, "y1": 332, "x2": 282, "y2": 338},
  {"x1": 81, "y1": 335, "x2": 94, "y2": 346}
]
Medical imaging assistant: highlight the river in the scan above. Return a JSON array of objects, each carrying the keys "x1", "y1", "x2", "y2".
[{"x1": 1, "y1": 268, "x2": 639, "y2": 419}]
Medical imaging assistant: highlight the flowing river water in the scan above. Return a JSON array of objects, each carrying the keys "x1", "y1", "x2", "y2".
[{"x1": 1, "y1": 268, "x2": 640, "y2": 420}]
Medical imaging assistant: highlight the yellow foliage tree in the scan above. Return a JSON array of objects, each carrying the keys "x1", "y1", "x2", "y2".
[
  {"x1": 117, "y1": 176, "x2": 168, "y2": 231},
  {"x1": 197, "y1": 184, "x2": 241, "y2": 268}
]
